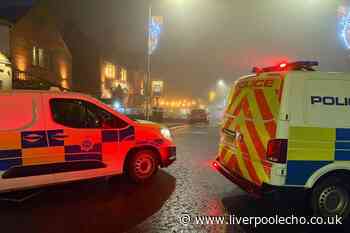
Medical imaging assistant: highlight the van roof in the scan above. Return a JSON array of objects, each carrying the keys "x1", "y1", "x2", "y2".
[
  {"x1": 252, "y1": 61, "x2": 319, "y2": 74},
  {"x1": 0, "y1": 90, "x2": 92, "y2": 98},
  {"x1": 238, "y1": 71, "x2": 350, "y2": 82}
]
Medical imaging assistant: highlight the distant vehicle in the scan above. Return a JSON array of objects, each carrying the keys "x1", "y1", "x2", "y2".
[
  {"x1": 0, "y1": 90, "x2": 176, "y2": 193},
  {"x1": 189, "y1": 109, "x2": 209, "y2": 124},
  {"x1": 124, "y1": 108, "x2": 146, "y2": 121},
  {"x1": 214, "y1": 61, "x2": 350, "y2": 219},
  {"x1": 151, "y1": 107, "x2": 164, "y2": 122}
]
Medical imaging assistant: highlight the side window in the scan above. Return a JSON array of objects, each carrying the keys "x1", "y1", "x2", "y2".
[
  {"x1": 50, "y1": 99, "x2": 87, "y2": 128},
  {"x1": 50, "y1": 99, "x2": 129, "y2": 129},
  {"x1": 85, "y1": 102, "x2": 129, "y2": 129}
]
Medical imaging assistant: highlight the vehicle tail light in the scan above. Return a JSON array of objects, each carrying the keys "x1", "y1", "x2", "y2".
[
  {"x1": 266, "y1": 139, "x2": 288, "y2": 163},
  {"x1": 279, "y1": 63, "x2": 287, "y2": 68},
  {"x1": 212, "y1": 161, "x2": 219, "y2": 169}
]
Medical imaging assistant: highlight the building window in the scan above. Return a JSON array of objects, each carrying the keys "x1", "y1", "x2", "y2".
[
  {"x1": 140, "y1": 80, "x2": 144, "y2": 95},
  {"x1": 32, "y1": 46, "x2": 45, "y2": 68},
  {"x1": 17, "y1": 71, "x2": 26, "y2": 80},
  {"x1": 32, "y1": 47, "x2": 37, "y2": 66},
  {"x1": 120, "y1": 68, "x2": 127, "y2": 82},
  {"x1": 38, "y1": 48, "x2": 45, "y2": 67},
  {"x1": 105, "y1": 62, "x2": 115, "y2": 79}
]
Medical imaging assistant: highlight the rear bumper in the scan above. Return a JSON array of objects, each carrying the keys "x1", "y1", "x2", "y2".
[
  {"x1": 213, "y1": 159, "x2": 306, "y2": 197},
  {"x1": 214, "y1": 160, "x2": 263, "y2": 197}
]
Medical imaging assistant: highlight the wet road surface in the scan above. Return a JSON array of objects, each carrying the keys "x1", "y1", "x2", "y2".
[{"x1": 0, "y1": 125, "x2": 348, "y2": 233}]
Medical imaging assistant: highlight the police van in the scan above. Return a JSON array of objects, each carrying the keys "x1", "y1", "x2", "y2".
[
  {"x1": 214, "y1": 61, "x2": 350, "y2": 218},
  {"x1": 0, "y1": 90, "x2": 176, "y2": 192}
]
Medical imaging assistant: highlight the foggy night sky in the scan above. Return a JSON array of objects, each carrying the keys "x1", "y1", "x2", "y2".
[{"x1": 2, "y1": 0, "x2": 350, "y2": 98}]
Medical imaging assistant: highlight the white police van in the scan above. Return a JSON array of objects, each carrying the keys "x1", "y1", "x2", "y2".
[{"x1": 214, "y1": 61, "x2": 350, "y2": 219}]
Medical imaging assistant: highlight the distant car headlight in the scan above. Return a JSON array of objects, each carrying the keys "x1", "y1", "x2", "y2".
[{"x1": 161, "y1": 128, "x2": 172, "y2": 140}]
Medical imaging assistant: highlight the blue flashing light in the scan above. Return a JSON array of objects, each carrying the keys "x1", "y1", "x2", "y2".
[
  {"x1": 340, "y1": 10, "x2": 350, "y2": 49},
  {"x1": 113, "y1": 101, "x2": 121, "y2": 109},
  {"x1": 113, "y1": 101, "x2": 125, "y2": 113}
]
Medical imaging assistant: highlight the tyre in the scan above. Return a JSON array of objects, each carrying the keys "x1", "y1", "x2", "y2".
[
  {"x1": 127, "y1": 149, "x2": 159, "y2": 183},
  {"x1": 311, "y1": 176, "x2": 350, "y2": 220}
]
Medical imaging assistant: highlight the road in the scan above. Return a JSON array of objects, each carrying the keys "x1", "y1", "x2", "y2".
[{"x1": 0, "y1": 125, "x2": 347, "y2": 233}]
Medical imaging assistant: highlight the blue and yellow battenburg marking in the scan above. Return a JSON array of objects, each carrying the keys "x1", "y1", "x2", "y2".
[
  {"x1": 286, "y1": 127, "x2": 350, "y2": 185},
  {"x1": 0, "y1": 126, "x2": 135, "y2": 171}
]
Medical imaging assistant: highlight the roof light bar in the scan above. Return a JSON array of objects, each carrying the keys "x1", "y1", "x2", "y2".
[{"x1": 252, "y1": 61, "x2": 319, "y2": 74}]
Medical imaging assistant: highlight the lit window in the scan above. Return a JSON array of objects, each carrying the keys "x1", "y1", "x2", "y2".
[
  {"x1": 38, "y1": 48, "x2": 45, "y2": 67},
  {"x1": 120, "y1": 68, "x2": 127, "y2": 82},
  {"x1": 18, "y1": 72, "x2": 26, "y2": 80},
  {"x1": 140, "y1": 80, "x2": 144, "y2": 95},
  {"x1": 32, "y1": 46, "x2": 45, "y2": 68},
  {"x1": 105, "y1": 63, "x2": 115, "y2": 79},
  {"x1": 32, "y1": 47, "x2": 37, "y2": 66}
]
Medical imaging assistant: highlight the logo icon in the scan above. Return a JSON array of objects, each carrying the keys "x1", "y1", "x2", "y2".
[
  {"x1": 81, "y1": 138, "x2": 94, "y2": 152},
  {"x1": 23, "y1": 134, "x2": 43, "y2": 143}
]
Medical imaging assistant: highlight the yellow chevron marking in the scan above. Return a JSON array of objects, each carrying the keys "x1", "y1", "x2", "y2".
[
  {"x1": 263, "y1": 87, "x2": 280, "y2": 118},
  {"x1": 246, "y1": 89, "x2": 271, "y2": 148},
  {"x1": 239, "y1": 122, "x2": 269, "y2": 182}
]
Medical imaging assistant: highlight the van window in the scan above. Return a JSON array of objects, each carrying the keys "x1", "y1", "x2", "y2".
[
  {"x1": 50, "y1": 99, "x2": 86, "y2": 128},
  {"x1": 85, "y1": 101, "x2": 129, "y2": 129},
  {"x1": 50, "y1": 99, "x2": 128, "y2": 129},
  {"x1": 0, "y1": 95, "x2": 34, "y2": 130}
]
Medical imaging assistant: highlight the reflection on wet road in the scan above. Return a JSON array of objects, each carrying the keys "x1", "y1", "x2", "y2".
[
  {"x1": 0, "y1": 125, "x2": 347, "y2": 233},
  {"x1": 0, "y1": 170, "x2": 175, "y2": 233}
]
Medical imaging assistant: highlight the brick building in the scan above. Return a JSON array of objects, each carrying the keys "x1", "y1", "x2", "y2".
[{"x1": 0, "y1": 3, "x2": 72, "y2": 90}]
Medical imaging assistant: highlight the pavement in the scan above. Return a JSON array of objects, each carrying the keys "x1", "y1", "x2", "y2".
[{"x1": 0, "y1": 125, "x2": 348, "y2": 233}]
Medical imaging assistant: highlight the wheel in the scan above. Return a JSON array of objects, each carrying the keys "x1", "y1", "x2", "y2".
[
  {"x1": 127, "y1": 150, "x2": 159, "y2": 183},
  {"x1": 311, "y1": 176, "x2": 350, "y2": 219}
]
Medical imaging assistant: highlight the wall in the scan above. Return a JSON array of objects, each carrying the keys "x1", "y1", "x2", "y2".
[
  {"x1": 0, "y1": 22, "x2": 10, "y2": 56},
  {"x1": 60, "y1": 21, "x2": 101, "y2": 97},
  {"x1": 10, "y1": 3, "x2": 72, "y2": 89}
]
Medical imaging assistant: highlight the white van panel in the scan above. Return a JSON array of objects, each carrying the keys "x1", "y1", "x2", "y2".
[
  {"x1": 0, "y1": 95, "x2": 36, "y2": 131},
  {"x1": 304, "y1": 79, "x2": 350, "y2": 128}
]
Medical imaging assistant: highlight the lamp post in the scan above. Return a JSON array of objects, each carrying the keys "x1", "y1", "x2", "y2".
[
  {"x1": 145, "y1": 0, "x2": 183, "y2": 120},
  {"x1": 145, "y1": 4, "x2": 153, "y2": 120}
]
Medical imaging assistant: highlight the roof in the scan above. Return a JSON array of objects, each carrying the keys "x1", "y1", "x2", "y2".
[
  {"x1": 0, "y1": 5, "x2": 32, "y2": 23},
  {"x1": 0, "y1": 89, "x2": 91, "y2": 98}
]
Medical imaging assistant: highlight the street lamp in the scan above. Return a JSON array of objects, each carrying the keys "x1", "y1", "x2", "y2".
[{"x1": 217, "y1": 79, "x2": 226, "y2": 88}]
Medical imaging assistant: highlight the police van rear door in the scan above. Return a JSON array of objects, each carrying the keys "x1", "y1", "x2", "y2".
[{"x1": 218, "y1": 73, "x2": 285, "y2": 186}]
